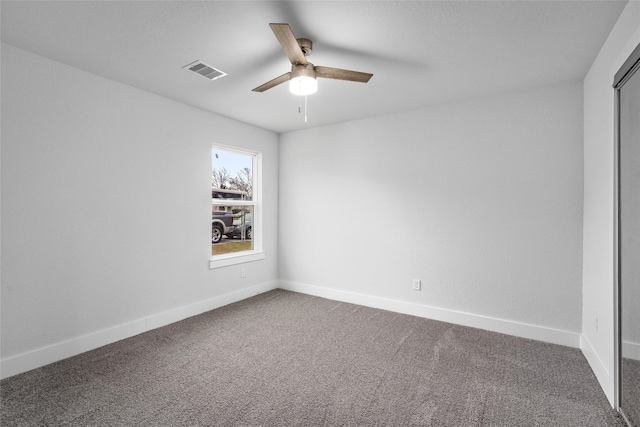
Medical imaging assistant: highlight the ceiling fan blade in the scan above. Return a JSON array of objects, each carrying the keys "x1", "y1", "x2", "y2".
[
  {"x1": 252, "y1": 72, "x2": 292, "y2": 92},
  {"x1": 315, "y1": 66, "x2": 373, "y2": 83},
  {"x1": 269, "y1": 23, "x2": 308, "y2": 66}
]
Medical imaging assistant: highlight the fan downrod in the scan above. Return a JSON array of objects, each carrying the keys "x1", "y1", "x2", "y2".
[{"x1": 297, "y1": 38, "x2": 312, "y2": 56}]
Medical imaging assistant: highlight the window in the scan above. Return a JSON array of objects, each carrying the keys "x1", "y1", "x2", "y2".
[{"x1": 210, "y1": 145, "x2": 263, "y2": 269}]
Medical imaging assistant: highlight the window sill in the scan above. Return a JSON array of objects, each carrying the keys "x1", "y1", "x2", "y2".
[{"x1": 209, "y1": 251, "x2": 265, "y2": 269}]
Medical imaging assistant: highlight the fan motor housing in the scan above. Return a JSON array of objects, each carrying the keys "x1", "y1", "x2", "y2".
[{"x1": 291, "y1": 62, "x2": 316, "y2": 79}]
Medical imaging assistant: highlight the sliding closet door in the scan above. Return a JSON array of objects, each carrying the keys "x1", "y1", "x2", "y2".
[{"x1": 617, "y1": 43, "x2": 640, "y2": 427}]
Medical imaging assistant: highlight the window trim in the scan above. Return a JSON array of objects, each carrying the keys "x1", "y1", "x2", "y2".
[
  {"x1": 209, "y1": 144, "x2": 263, "y2": 269},
  {"x1": 209, "y1": 251, "x2": 266, "y2": 269}
]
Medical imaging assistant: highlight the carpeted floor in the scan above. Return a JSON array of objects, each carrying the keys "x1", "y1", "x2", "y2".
[
  {"x1": 622, "y1": 357, "x2": 640, "y2": 426},
  {"x1": 1, "y1": 289, "x2": 627, "y2": 426}
]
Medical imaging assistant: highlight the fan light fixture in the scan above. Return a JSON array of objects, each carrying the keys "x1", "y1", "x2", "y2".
[{"x1": 289, "y1": 64, "x2": 317, "y2": 96}]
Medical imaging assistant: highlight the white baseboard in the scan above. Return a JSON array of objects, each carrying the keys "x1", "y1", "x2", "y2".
[
  {"x1": 278, "y1": 281, "x2": 581, "y2": 348},
  {"x1": 580, "y1": 334, "x2": 614, "y2": 407},
  {"x1": 0, "y1": 280, "x2": 591, "y2": 381},
  {"x1": 0, "y1": 281, "x2": 278, "y2": 380},
  {"x1": 623, "y1": 340, "x2": 640, "y2": 361}
]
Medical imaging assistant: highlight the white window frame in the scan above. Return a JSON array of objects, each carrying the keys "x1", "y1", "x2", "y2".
[{"x1": 209, "y1": 144, "x2": 264, "y2": 269}]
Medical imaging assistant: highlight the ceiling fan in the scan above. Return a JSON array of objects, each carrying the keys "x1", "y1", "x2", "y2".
[{"x1": 252, "y1": 23, "x2": 373, "y2": 95}]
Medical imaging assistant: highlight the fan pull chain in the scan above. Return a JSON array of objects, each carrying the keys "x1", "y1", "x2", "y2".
[{"x1": 297, "y1": 95, "x2": 309, "y2": 123}]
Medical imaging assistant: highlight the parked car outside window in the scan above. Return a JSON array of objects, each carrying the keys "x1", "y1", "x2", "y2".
[{"x1": 228, "y1": 211, "x2": 252, "y2": 240}]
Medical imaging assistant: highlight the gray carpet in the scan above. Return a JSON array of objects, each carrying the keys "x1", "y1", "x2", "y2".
[
  {"x1": 622, "y1": 358, "x2": 640, "y2": 426},
  {"x1": 1, "y1": 289, "x2": 626, "y2": 426}
]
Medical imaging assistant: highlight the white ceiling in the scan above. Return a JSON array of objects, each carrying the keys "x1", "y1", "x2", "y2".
[{"x1": 1, "y1": 1, "x2": 628, "y2": 134}]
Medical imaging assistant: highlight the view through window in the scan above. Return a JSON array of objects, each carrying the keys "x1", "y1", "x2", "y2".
[{"x1": 211, "y1": 146, "x2": 256, "y2": 257}]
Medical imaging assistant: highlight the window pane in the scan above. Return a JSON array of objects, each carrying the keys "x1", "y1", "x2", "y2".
[
  {"x1": 212, "y1": 205, "x2": 254, "y2": 256},
  {"x1": 212, "y1": 147, "x2": 255, "y2": 257},
  {"x1": 212, "y1": 148, "x2": 253, "y2": 201}
]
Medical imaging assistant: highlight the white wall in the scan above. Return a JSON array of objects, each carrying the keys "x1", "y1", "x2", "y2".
[
  {"x1": 279, "y1": 81, "x2": 584, "y2": 344},
  {"x1": 581, "y1": 0, "x2": 640, "y2": 406},
  {"x1": 0, "y1": 44, "x2": 279, "y2": 378}
]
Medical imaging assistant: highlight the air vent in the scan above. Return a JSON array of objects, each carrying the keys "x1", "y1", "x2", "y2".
[{"x1": 183, "y1": 60, "x2": 227, "y2": 81}]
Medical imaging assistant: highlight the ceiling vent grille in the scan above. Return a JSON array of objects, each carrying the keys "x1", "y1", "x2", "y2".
[{"x1": 183, "y1": 60, "x2": 227, "y2": 81}]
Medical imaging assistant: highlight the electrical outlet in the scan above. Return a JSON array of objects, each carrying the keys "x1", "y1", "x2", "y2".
[{"x1": 412, "y1": 279, "x2": 421, "y2": 291}]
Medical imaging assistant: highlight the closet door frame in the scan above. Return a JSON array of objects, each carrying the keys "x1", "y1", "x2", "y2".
[{"x1": 613, "y1": 41, "x2": 640, "y2": 425}]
